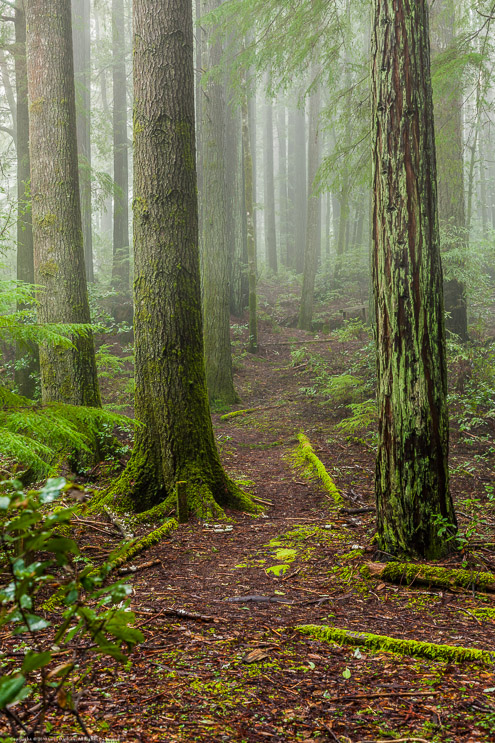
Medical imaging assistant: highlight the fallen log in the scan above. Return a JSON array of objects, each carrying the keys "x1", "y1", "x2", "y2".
[
  {"x1": 364, "y1": 562, "x2": 495, "y2": 593},
  {"x1": 294, "y1": 433, "x2": 342, "y2": 506},
  {"x1": 297, "y1": 624, "x2": 495, "y2": 664}
]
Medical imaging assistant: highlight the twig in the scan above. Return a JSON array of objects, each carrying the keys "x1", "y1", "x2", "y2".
[
  {"x1": 328, "y1": 690, "x2": 438, "y2": 702},
  {"x1": 118, "y1": 558, "x2": 162, "y2": 575}
]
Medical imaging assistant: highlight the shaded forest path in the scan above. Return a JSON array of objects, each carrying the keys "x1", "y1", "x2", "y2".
[{"x1": 76, "y1": 322, "x2": 495, "y2": 741}]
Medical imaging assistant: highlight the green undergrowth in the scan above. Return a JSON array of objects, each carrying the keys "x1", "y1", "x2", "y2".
[
  {"x1": 43, "y1": 519, "x2": 178, "y2": 611},
  {"x1": 289, "y1": 433, "x2": 343, "y2": 506},
  {"x1": 297, "y1": 624, "x2": 495, "y2": 664}
]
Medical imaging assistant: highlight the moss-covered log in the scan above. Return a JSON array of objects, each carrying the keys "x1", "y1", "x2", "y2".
[
  {"x1": 295, "y1": 434, "x2": 342, "y2": 506},
  {"x1": 297, "y1": 624, "x2": 495, "y2": 665},
  {"x1": 365, "y1": 562, "x2": 495, "y2": 593}
]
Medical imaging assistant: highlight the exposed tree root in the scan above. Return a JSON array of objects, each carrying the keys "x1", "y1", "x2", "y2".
[
  {"x1": 364, "y1": 562, "x2": 495, "y2": 593},
  {"x1": 297, "y1": 624, "x2": 495, "y2": 664},
  {"x1": 291, "y1": 433, "x2": 343, "y2": 506},
  {"x1": 89, "y1": 463, "x2": 261, "y2": 521}
]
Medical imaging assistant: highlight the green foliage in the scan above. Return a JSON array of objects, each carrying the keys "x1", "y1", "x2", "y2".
[
  {"x1": 0, "y1": 394, "x2": 134, "y2": 481},
  {"x1": 335, "y1": 399, "x2": 377, "y2": 437},
  {"x1": 448, "y1": 338, "x2": 495, "y2": 435},
  {"x1": 0, "y1": 478, "x2": 143, "y2": 736}
]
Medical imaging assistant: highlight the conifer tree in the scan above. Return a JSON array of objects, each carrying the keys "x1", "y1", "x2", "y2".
[
  {"x1": 201, "y1": 0, "x2": 238, "y2": 405},
  {"x1": 372, "y1": 0, "x2": 457, "y2": 558},
  {"x1": 105, "y1": 0, "x2": 256, "y2": 515},
  {"x1": 26, "y1": 0, "x2": 100, "y2": 407}
]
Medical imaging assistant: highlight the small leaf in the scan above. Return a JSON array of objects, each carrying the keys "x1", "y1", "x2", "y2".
[
  {"x1": 243, "y1": 648, "x2": 269, "y2": 664},
  {"x1": 0, "y1": 496, "x2": 10, "y2": 510},
  {"x1": 0, "y1": 674, "x2": 26, "y2": 709},
  {"x1": 342, "y1": 667, "x2": 351, "y2": 679},
  {"x1": 21, "y1": 651, "x2": 52, "y2": 675}
]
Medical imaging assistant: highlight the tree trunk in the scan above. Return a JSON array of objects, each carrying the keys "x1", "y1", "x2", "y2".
[
  {"x1": 106, "y1": 0, "x2": 255, "y2": 516},
  {"x1": 111, "y1": 0, "x2": 130, "y2": 292},
  {"x1": 200, "y1": 0, "x2": 237, "y2": 405},
  {"x1": 372, "y1": 0, "x2": 456, "y2": 559},
  {"x1": 226, "y1": 76, "x2": 244, "y2": 317},
  {"x1": 293, "y1": 102, "x2": 307, "y2": 274},
  {"x1": 71, "y1": 0, "x2": 93, "y2": 282},
  {"x1": 431, "y1": 0, "x2": 468, "y2": 341},
  {"x1": 26, "y1": 0, "x2": 100, "y2": 408},
  {"x1": 263, "y1": 79, "x2": 277, "y2": 273},
  {"x1": 298, "y1": 73, "x2": 321, "y2": 331},
  {"x1": 14, "y1": 4, "x2": 39, "y2": 398},
  {"x1": 242, "y1": 86, "x2": 258, "y2": 354},
  {"x1": 276, "y1": 104, "x2": 289, "y2": 267}
]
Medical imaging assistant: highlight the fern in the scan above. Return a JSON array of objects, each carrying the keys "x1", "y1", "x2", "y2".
[{"x1": 0, "y1": 280, "x2": 134, "y2": 480}]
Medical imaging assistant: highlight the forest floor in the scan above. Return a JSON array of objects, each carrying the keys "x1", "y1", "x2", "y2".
[{"x1": 4, "y1": 283, "x2": 495, "y2": 743}]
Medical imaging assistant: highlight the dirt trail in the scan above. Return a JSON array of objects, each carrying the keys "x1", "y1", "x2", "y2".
[{"x1": 75, "y1": 325, "x2": 495, "y2": 742}]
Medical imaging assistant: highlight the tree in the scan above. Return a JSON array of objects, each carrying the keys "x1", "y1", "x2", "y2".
[
  {"x1": 72, "y1": 0, "x2": 93, "y2": 282},
  {"x1": 263, "y1": 74, "x2": 277, "y2": 273},
  {"x1": 431, "y1": 0, "x2": 468, "y2": 340},
  {"x1": 105, "y1": 0, "x2": 256, "y2": 516},
  {"x1": 372, "y1": 0, "x2": 457, "y2": 559},
  {"x1": 111, "y1": 0, "x2": 130, "y2": 292},
  {"x1": 298, "y1": 67, "x2": 321, "y2": 331},
  {"x1": 13, "y1": 2, "x2": 39, "y2": 398},
  {"x1": 242, "y1": 81, "x2": 258, "y2": 354},
  {"x1": 26, "y1": 0, "x2": 100, "y2": 407},
  {"x1": 200, "y1": 0, "x2": 238, "y2": 405}
]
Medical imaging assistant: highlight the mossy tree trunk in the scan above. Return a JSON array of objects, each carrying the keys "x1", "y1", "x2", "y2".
[
  {"x1": 372, "y1": 0, "x2": 457, "y2": 559},
  {"x1": 298, "y1": 70, "x2": 321, "y2": 331},
  {"x1": 431, "y1": 0, "x2": 468, "y2": 341},
  {"x1": 71, "y1": 0, "x2": 93, "y2": 283},
  {"x1": 106, "y1": 0, "x2": 256, "y2": 516},
  {"x1": 111, "y1": 0, "x2": 130, "y2": 293},
  {"x1": 26, "y1": 0, "x2": 101, "y2": 408},
  {"x1": 200, "y1": 0, "x2": 237, "y2": 406},
  {"x1": 14, "y1": 3, "x2": 39, "y2": 399}
]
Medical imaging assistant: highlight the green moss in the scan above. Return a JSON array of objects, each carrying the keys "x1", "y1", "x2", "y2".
[
  {"x1": 36, "y1": 213, "x2": 58, "y2": 229},
  {"x1": 38, "y1": 259, "x2": 59, "y2": 277},
  {"x1": 220, "y1": 408, "x2": 257, "y2": 421},
  {"x1": 363, "y1": 562, "x2": 495, "y2": 592},
  {"x1": 291, "y1": 434, "x2": 343, "y2": 506},
  {"x1": 297, "y1": 624, "x2": 495, "y2": 664}
]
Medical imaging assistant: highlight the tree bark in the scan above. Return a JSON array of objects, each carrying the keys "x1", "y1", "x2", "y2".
[
  {"x1": 372, "y1": 0, "x2": 456, "y2": 559},
  {"x1": 200, "y1": 0, "x2": 237, "y2": 405},
  {"x1": 26, "y1": 0, "x2": 100, "y2": 408},
  {"x1": 71, "y1": 0, "x2": 93, "y2": 282},
  {"x1": 106, "y1": 0, "x2": 255, "y2": 515},
  {"x1": 263, "y1": 76, "x2": 277, "y2": 273},
  {"x1": 276, "y1": 104, "x2": 289, "y2": 267},
  {"x1": 14, "y1": 3, "x2": 39, "y2": 398},
  {"x1": 298, "y1": 73, "x2": 321, "y2": 330},
  {"x1": 111, "y1": 0, "x2": 130, "y2": 292},
  {"x1": 242, "y1": 85, "x2": 258, "y2": 354},
  {"x1": 431, "y1": 0, "x2": 468, "y2": 341}
]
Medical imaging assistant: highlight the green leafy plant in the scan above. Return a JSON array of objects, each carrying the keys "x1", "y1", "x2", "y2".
[{"x1": 0, "y1": 477, "x2": 143, "y2": 738}]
